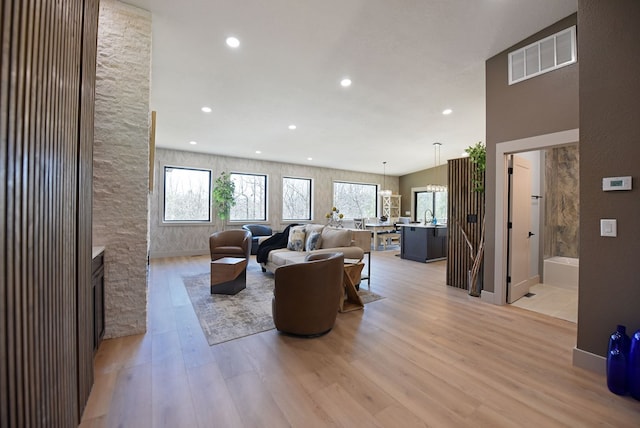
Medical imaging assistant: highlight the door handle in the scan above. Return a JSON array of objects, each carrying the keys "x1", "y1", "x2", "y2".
[{"x1": 528, "y1": 231, "x2": 535, "y2": 238}]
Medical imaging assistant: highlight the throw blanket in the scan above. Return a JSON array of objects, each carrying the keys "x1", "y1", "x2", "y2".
[{"x1": 256, "y1": 224, "x2": 298, "y2": 263}]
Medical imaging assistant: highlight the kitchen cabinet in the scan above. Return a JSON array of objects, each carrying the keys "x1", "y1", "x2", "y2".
[
  {"x1": 399, "y1": 225, "x2": 447, "y2": 263},
  {"x1": 382, "y1": 194, "x2": 401, "y2": 220}
]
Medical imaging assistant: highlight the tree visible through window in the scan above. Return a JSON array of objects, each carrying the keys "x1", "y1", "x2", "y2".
[
  {"x1": 230, "y1": 173, "x2": 267, "y2": 221},
  {"x1": 163, "y1": 166, "x2": 211, "y2": 222},
  {"x1": 283, "y1": 177, "x2": 312, "y2": 221},
  {"x1": 416, "y1": 190, "x2": 448, "y2": 223},
  {"x1": 333, "y1": 181, "x2": 377, "y2": 219}
]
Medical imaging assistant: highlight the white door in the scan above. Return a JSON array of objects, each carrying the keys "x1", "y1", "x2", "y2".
[{"x1": 507, "y1": 155, "x2": 533, "y2": 303}]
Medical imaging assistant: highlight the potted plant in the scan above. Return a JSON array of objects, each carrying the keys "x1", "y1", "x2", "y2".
[
  {"x1": 461, "y1": 141, "x2": 486, "y2": 297},
  {"x1": 212, "y1": 172, "x2": 236, "y2": 228}
]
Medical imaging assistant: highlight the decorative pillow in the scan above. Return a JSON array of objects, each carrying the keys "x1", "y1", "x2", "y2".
[
  {"x1": 305, "y1": 231, "x2": 322, "y2": 251},
  {"x1": 321, "y1": 227, "x2": 352, "y2": 248},
  {"x1": 287, "y1": 225, "x2": 306, "y2": 251},
  {"x1": 305, "y1": 224, "x2": 325, "y2": 235}
]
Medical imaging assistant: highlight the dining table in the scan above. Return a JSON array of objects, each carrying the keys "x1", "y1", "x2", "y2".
[{"x1": 364, "y1": 221, "x2": 397, "y2": 251}]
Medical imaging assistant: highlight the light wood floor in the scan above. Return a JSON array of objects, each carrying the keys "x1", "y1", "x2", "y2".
[{"x1": 80, "y1": 251, "x2": 640, "y2": 427}]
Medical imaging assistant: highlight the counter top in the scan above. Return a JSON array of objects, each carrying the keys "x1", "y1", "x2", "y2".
[
  {"x1": 396, "y1": 223, "x2": 447, "y2": 229},
  {"x1": 92, "y1": 246, "x2": 105, "y2": 259}
]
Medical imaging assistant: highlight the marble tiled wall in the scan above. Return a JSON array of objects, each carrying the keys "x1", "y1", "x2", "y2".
[
  {"x1": 544, "y1": 145, "x2": 579, "y2": 258},
  {"x1": 150, "y1": 148, "x2": 397, "y2": 257}
]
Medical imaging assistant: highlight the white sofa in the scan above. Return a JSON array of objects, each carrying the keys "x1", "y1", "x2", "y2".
[{"x1": 260, "y1": 225, "x2": 370, "y2": 274}]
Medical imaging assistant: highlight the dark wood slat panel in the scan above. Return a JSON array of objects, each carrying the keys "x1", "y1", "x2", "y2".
[
  {"x1": 8, "y1": 2, "x2": 25, "y2": 425},
  {"x1": 39, "y1": 4, "x2": 54, "y2": 424},
  {"x1": 30, "y1": 1, "x2": 46, "y2": 422},
  {"x1": 24, "y1": 2, "x2": 39, "y2": 425},
  {"x1": 0, "y1": 0, "x2": 9, "y2": 424},
  {"x1": 447, "y1": 158, "x2": 485, "y2": 290},
  {"x1": 45, "y1": 0, "x2": 60, "y2": 421},
  {"x1": 1, "y1": 0, "x2": 97, "y2": 426}
]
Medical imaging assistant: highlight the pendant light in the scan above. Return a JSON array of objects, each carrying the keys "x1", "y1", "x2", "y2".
[
  {"x1": 433, "y1": 142, "x2": 447, "y2": 192},
  {"x1": 378, "y1": 161, "x2": 392, "y2": 197}
]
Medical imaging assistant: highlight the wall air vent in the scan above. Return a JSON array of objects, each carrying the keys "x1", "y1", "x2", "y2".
[{"x1": 508, "y1": 26, "x2": 576, "y2": 85}]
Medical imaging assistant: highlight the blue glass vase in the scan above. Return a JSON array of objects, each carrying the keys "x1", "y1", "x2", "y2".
[
  {"x1": 629, "y1": 330, "x2": 640, "y2": 400},
  {"x1": 607, "y1": 325, "x2": 630, "y2": 395}
]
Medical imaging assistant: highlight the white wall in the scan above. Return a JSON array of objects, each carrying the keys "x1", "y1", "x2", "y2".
[
  {"x1": 93, "y1": 0, "x2": 151, "y2": 338},
  {"x1": 150, "y1": 148, "x2": 397, "y2": 258}
]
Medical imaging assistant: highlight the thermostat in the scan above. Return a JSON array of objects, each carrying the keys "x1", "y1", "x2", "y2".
[{"x1": 602, "y1": 176, "x2": 632, "y2": 191}]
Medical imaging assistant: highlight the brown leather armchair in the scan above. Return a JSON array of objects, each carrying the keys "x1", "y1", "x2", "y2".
[
  {"x1": 272, "y1": 252, "x2": 344, "y2": 337},
  {"x1": 209, "y1": 229, "x2": 252, "y2": 261}
]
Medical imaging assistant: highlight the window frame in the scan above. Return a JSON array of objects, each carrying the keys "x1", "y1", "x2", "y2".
[
  {"x1": 282, "y1": 176, "x2": 313, "y2": 222},
  {"x1": 411, "y1": 187, "x2": 448, "y2": 223},
  {"x1": 229, "y1": 172, "x2": 268, "y2": 223},
  {"x1": 508, "y1": 26, "x2": 577, "y2": 85},
  {"x1": 332, "y1": 180, "x2": 378, "y2": 220},
  {"x1": 162, "y1": 165, "x2": 213, "y2": 224}
]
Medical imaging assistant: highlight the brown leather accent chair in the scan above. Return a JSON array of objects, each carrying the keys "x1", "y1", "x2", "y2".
[
  {"x1": 272, "y1": 252, "x2": 344, "y2": 337},
  {"x1": 209, "y1": 229, "x2": 252, "y2": 261}
]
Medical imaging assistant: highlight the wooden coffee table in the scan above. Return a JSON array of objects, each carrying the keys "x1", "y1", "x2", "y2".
[
  {"x1": 210, "y1": 257, "x2": 247, "y2": 295},
  {"x1": 341, "y1": 262, "x2": 364, "y2": 312}
]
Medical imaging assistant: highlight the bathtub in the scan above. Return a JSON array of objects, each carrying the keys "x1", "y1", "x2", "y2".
[{"x1": 543, "y1": 256, "x2": 579, "y2": 289}]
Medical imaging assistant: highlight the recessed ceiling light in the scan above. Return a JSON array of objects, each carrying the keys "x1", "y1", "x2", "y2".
[
  {"x1": 226, "y1": 36, "x2": 240, "y2": 48},
  {"x1": 288, "y1": 124, "x2": 296, "y2": 130},
  {"x1": 201, "y1": 106, "x2": 212, "y2": 113},
  {"x1": 340, "y1": 78, "x2": 352, "y2": 87},
  {"x1": 189, "y1": 141, "x2": 197, "y2": 145},
  {"x1": 307, "y1": 157, "x2": 313, "y2": 161},
  {"x1": 442, "y1": 108, "x2": 453, "y2": 115},
  {"x1": 255, "y1": 150, "x2": 262, "y2": 154}
]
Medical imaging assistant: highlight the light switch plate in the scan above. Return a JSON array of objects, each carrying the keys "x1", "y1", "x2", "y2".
[{"x1": 600, "y1": 219, "x2": 617, "y2": 237}]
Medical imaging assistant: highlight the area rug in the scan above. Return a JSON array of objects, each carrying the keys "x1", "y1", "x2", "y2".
[{"x1": 182, "y1": 263, "x2": 384, "y2": 346}]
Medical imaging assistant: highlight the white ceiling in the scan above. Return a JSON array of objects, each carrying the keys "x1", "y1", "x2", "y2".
[{"x1": 123, "y1": 0, "x2": 577, "y2": 176}]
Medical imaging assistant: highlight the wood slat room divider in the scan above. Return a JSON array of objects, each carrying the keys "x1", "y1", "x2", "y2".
[
  {"x1": 1, "y1": 1, "x2": 99, "y2": 426},
  {"x1": 447, "y1": 157, "x2": 486, "y2": 290}
]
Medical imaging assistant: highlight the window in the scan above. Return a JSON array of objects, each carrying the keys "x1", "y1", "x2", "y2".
[
  {"x1": 415, "y1": 190, "x2": 448, "y2": 223},
  {"x1": 230, "y1": 173, "x2": 267, "y2": 221},
  {"x1": 282, "y1": 177, "x2": 312, "y2": 221},
  {"x1": 508, "y1": 26, "x2": 577, "y2": 85},
  {"x1": 163, "y1": 166, "x2": 211, "y2": 222},
  {"x1": 333, "y1": 181, "x2": 377, "y2": 219}
]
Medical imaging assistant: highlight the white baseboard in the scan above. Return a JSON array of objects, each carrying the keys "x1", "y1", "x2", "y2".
[
  {"x1": 150, "y1": 249, "x2": 209, "y2": 259},
  {"x1": 477, "y1": 277, "x2": 538, "y2": 306},
  {"x1": 480, "y1": 289, "x2": 497, "y2": 304},
  {"x1": 526, "y1": 275, "x2": 540, "y2": 288},
  {"x1": 572, "y1": 347, "x2": 606, "y2": 375}
]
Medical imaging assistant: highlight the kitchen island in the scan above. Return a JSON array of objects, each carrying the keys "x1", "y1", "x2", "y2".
[{"x1": 398, "y1": 223, "x2": 447, "y2": 263}]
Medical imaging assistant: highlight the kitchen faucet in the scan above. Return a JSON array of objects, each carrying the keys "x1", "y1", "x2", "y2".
[{"x1": 423, "y1": 209, "x2": 433, "y2": 225}]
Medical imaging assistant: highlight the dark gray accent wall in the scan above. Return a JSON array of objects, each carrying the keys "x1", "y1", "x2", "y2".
[
  {"x1": 398, "y1": 165, "x2": 447, "y2": 217},
  {"x1": 577, "y1": 0, "x2": 640, "y2": 356},
  {"x1": 485, "y1": 14, "x2": 579, "y2": 293}
]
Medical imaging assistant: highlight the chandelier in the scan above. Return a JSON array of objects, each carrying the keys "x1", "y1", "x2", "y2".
[
  {"x1": 426, "y1": 142, "x2": 447, "y2": 192},
  {"x1": 378, "y1": 161, "x2": 392, "y2": 197}
]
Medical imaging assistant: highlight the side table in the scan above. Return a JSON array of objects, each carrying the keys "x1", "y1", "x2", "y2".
[
  {"x1": 341, "y1": 262, "x2": 364, "y2": 312},
  {"x1": 211, "y1": 257, "x2": 247, "y2": 295}
]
